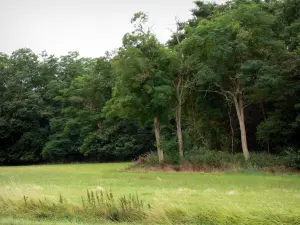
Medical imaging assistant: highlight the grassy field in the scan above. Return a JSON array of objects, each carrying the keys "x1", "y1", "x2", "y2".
[{"x1": 0, "y1": 163, "x2": 299, "y2": 224}]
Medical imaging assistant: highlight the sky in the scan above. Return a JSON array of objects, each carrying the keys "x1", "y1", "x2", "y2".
[{"x1": 0, "y1": 0, "x2": 223, "y2": 58}]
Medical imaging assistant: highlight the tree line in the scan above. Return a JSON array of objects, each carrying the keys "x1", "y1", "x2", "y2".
[{"x1": 1, "y1": 0, "x2": 299, "y2": 165}]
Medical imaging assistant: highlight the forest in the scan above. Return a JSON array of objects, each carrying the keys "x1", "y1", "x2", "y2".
[{"x1": 1, "y1": 0, "x2": 300, "y2": 168}]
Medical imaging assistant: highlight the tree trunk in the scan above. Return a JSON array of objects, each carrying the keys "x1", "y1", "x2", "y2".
[
  {"x1": 176, "y1": 100, "x2": 184, "y2": 160},
  {"x1": 233, "y1": 94, "x2": 250, "y2": 161},
  {"x1": 228, "y1": 106, "x2": 234, "y2": 153},
  {"x1": 153, "y1": 116, "x2": 164, "y2": 163},
  {"x1": 176, "y1": 74, "x2": 184, "y2": 160}
]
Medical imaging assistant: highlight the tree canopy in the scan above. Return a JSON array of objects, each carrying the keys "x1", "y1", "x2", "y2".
[{"x1": 1, "y1": 0, "x2": 300, "y2": 165}]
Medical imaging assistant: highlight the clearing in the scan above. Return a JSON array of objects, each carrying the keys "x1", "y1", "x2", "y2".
[{"x1": 0, "y1": 163, "x2": 299, "y2": 224}]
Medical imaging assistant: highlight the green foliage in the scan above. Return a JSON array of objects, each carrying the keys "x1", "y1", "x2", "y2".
[
  {"x1": 104, "y1": 12, "x2": 174, "y2": 126},
  {"x1": 285, "y1": 147, "x2": 300, "y2": 169},
  {"x1": 80, "y1": 119, "x2": 155, "y2": 161},
  {"x1": 0, "y1": 49, "x2": 49, "y2": 164},
  {"x1": 137, "y1": 152, "x2": 160, "y2": 166},
  {"x1": 138, "y1": 147, "x2": 288, "y2": 171},
  {"x1": 1, "y1": 0, "x2": 300, "y2": 166},
  {"x1": 42, "y1": 55, "x2": 154, "y2": 162},
  {"x1": 41, "y1": 55, "x2": 103, "y2": 162},
  {"x1": 184, "y1": 148, "x2": 288, "y2": 170},
  {"x1": 161, "y1": 137, "x2": 180, "y2": 164}
]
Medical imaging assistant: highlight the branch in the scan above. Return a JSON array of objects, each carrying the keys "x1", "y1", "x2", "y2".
[
  {"x1": 197, "y1": 89, "x2": 232, "y2": 103},
  {"x1": 214, "y1": 82, "x2": 235, "y2": 97},
  {"x1": 243, "y1": 103, "x2": 251, "y2": 109},
  {"x1": 203, "y1": 85, "x2": 212, "y2": 98}
]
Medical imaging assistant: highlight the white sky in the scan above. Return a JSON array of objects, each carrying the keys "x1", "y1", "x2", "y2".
[{"x1": 0, "y1": 0, "x2": 224, "y2": 58}]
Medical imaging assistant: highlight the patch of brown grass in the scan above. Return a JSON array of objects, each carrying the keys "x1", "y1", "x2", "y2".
[{"x1": 127, "y1": 161, "x2": 298, "y2": 174}]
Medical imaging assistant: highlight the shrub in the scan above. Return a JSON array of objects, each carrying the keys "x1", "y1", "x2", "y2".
[
  {"x1": 183, "y1": 147, "x2": 243, "y2": 170},
  {"x1": 138, "y1": 152, "x2": 160, "y2": 166},
  {"x1": 246, "y1": 152, "x2": 288, "y2": 168},
  {"x1": 137, "y1": 147, "x2": 290, "y2": 171},
  {"x1": 185, "y1": 148, "x2": 289, "y2": 170},
  {"x1": 285, "y1": 147, "x2": 300, "y2": 169},
  {"x1": 161, "y1": 138, "x2": 180, "y2": 164},
  {"x1": 137, "y1": 151, "x2": 181, "y2": 166}
]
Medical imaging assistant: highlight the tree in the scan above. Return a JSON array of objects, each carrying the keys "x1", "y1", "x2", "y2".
[
  {"x1": 80, "y1": 118, "x2": 155, "y2": 161},
  {"x1": 170, "y1": 29, "x2": 191, "y2": 160},
  {"x1": 42, "y1": 56, "x2": 112, "y2": 161},
  {"x1": 167, "y1": 1, "x2": 234, "y2": 158},
  {"x1": 256, "y1": 0, "x2": 300, "y2": 151},
  {"x1": 0, "y1": 49, "x2": 48, "y2": 164},
  {"x1": 104, "y1": 12, "x2": 173, "y2": 163},
  {"x1": 1, "y1": 0, "x2": 300, "y2": 166},
  {"x1": 181, "y1": 3, "x2": 284, "y2": 160}
]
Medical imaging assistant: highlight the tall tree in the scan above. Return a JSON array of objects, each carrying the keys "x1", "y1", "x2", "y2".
[
  {"x1": 0, "y1": 49, "x2": 48, "y2": 164},
  {"x1": 181, "y1": 3, "x2": 284, "y2": 160},
  {"x1": 256, "y1": 0, "x2": 300, "y2": 151},
  {"x1": 104, "y1": 12, "x2": 173, "y2": 163}
]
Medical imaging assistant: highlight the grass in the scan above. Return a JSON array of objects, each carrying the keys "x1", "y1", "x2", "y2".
[
  {"x1": 0, "y1": 163, "x2": 300, "y2": 224},
  {"x1": 0, "y1": 217, "x2": 132, "y2": 225}
]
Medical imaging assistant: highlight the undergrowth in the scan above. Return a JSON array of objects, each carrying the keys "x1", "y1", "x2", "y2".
[{"x1": 134, "y1": 148, "x2": 293, "y2": 172}]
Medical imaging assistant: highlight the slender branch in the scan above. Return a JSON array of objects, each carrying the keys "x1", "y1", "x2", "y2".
[
  {"x1": 196, "y1": 89, "x2": 232, "y2": 103},
  {"x1": 243, "y1": 103, "x2": 252, "y2": 109},
  {"x1": 203, "y1": 85, "x2": 212, "y2": 98},
  {"x1": 214, "y1": 82, "x2": 235, "y2": 97}
]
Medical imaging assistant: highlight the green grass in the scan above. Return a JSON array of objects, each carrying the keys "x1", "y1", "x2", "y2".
[
  {"x1": 0, "y1": 217, "x2": 132, "y2": 225},
  {"x1": 0, "y1": 163, "x2": 300, "y2": 224}
]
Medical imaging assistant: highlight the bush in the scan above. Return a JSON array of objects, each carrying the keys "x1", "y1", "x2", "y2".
[
  {"x1": 161, "y1": 138, "x2": 180, "y2": 164},
  {"x1": 247, "y1": 152, "x2": 288, "y2": 168},
  {"x1": 138, "y1": 151, "x2": 181, "y2": 166},
  {"x1": 137, "y1": 152, "x2": 160, "y2": 166},
  {"x1": 285, "y1": 147, "x2": 300, "y2": 169},
  {"x1": 137, "y1": 147, "x2": 290, "y2": 171},
  {"x1": 183, "y1": 147, "x2": 244, "y2": 170},
  {"x1": 186, "y1": 148, "x2": 289, "y2": 170}
]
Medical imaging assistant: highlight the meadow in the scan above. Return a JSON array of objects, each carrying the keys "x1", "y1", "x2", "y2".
[{"x1": 0, "y1": 163, "x2": 300, "y2": 224}]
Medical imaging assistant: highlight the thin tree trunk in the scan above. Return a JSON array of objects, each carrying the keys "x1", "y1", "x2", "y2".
[
  {"x1": 260, "y1": 101, "x2": 270, "y2": 153},
  {"x1": 173, "y1": 29, "x2": 185, "y2": 160},
  {"x1": 176, "y1": 74, "x2": 184, "y2": 160},
  {"x1": 154, "y1": 116, "x2": 164, "y2": 163},
  {"x1": 176, "y1": 100, "x2": 184, "y2": 160},
  {"x1": 233, "y1": 94, "x2": 250, "y2": 161},
  {"x1": 228, "y1": 106, "x2": 234, "y2": 153}
]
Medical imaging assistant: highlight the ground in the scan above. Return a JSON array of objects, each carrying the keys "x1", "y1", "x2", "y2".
[{"x1": 0, "y1": 163, "x2": 299, "y2": 224}]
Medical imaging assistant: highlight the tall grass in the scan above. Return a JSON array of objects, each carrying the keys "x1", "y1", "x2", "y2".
[
  {"x1": 1, "y1": 190, "x2": 299, "y2": 225},
  {"x1": 0, "y1": 190, "x2": 146, "y2": 223}
]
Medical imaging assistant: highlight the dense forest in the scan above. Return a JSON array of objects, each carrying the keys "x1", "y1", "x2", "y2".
[{"x1": 1, "y1": 0, "x2": 300, "y2": 166}]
